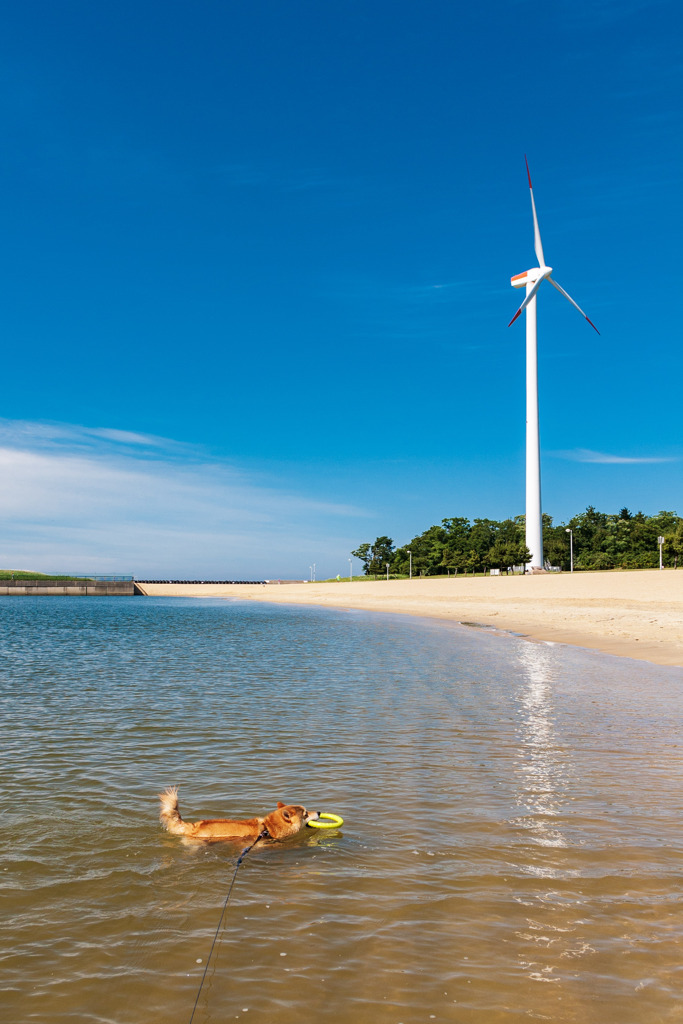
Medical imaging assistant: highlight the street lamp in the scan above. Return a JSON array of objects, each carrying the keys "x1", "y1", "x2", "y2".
[
  {"x1": 386, "y1": 563, "x2": 390, "y2": 581},
  {"x1": 658, "y1": 535, "x2": 665, "y2": 570},
  {"x1": 565, "y1": 528, "x2": 573, "y2": 573},
  {"x1": 348, "y1": 558, "x2": 352, "y2": 582},
  {"x1": 408, "y1": 549, "x2": 412, "y2": 580}
]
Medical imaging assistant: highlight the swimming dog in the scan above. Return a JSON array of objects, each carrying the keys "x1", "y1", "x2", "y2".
[{"x1": 158, "y1": 787, "x2": 319, "y2": 841}]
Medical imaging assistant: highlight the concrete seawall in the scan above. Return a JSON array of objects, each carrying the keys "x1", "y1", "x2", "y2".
[{"x1": 0, "y1": 580, "x2": 137, "y2": 596}]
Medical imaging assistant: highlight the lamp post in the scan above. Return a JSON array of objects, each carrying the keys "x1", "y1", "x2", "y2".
[
  {"x1": 408, "y1": 549, "x2": 412, "y2": 580},
  {"x1": 565, "y1": 528, "x2": 573, "y2": 573},
  {"x1": 348, "y1": 558, "x2": 352, "y2": 582},
  {"x1": 658, "y1": 535, "x2": 665, "y2": 570},
  {"x1": 386, "y1": 563, "x2": 390, "y2": 581}
]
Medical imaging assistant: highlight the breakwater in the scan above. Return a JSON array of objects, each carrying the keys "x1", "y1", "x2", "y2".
[
  {"x1": 0, "y1": 579, "x2": 266, "y2": 595},
  {"x1": 0, "y1": 579, "x2": 136, "y2": 596}
]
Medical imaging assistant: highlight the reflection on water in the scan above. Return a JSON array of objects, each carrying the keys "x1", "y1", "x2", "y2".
[
  {"x1": 2, "y1": 597, "x2": 683, "y2": 1024},
  {"x1": 513, "y1": 642, "x2": 571, "y2": 852}
]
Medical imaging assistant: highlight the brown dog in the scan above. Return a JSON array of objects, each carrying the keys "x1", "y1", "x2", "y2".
[{"x1": 158, "y1": 787, "x2": 319, "y2": 841}]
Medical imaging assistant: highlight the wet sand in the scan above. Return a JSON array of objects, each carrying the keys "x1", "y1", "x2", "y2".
[{"x1": 137, "y1": 569, "x2": 683, "y2": 667}]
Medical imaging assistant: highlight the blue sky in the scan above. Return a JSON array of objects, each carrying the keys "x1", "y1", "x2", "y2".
[{"x1": 0, "y1": 0, "x2": 680, "y2": 577}]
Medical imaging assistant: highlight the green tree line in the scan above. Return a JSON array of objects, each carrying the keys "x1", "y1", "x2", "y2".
[{"x1": 352, "y1": 507, "x2": 683, "y2": 576}]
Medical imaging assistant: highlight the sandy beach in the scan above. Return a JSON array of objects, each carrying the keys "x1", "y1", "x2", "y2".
[{"x1": 136, "y1": 570, "x2": 683, "y2": 667}]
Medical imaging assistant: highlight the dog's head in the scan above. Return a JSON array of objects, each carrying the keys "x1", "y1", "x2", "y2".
[{"x1": 263, "y1": 802, "x2": 319, "y2": 839}]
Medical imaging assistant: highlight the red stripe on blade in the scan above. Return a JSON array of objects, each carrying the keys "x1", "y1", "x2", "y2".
[
  {"x1": 508, "y1": 309, "x2": 522, "y2": 327},
  {"x1": 585, "y1": 316, "x2": 600, "y2": 335}
]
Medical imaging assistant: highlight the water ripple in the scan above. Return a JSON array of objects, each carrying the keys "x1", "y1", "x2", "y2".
[{"x1": 1, "y1": 597, "x2": 683, "y2": 1023}]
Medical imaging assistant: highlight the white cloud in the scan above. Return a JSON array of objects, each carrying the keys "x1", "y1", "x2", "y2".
[
  {"x1": 0, "y1": 418, "x2": 185, "y2": 456},
  {"x1": 551, "y1": 448, "x2": 678, "y2": 465},
  {"x1": 0, "y1": 420, "x2": 368, "y2": 578},
  {"x1": 84, "y1": 427, "x2": 173, "y2": 448}
]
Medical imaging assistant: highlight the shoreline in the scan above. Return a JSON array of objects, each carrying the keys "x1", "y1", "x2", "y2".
[{"x1": 136, "y1": 570, "x2": 683, "y2": 668}]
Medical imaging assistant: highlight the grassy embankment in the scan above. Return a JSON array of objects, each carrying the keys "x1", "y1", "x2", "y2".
[
  {"x1": 323, "y1": 567, "x2": 673, "y2": 583},
  {"x1": 324, "y1": 572, "x2": 509, "y2": 582},
  {"x1": 0, "y1": 570, "x2": 90, "y2": 580}
]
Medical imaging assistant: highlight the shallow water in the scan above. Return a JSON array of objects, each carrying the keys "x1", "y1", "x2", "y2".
[{"x1": 2, "y1": 597, "x2": 683, "y2": 1024}]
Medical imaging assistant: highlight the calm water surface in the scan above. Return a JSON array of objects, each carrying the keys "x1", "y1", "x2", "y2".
[{"x1": 2, "y1": 597, "x2": 683, "y2": 1024}]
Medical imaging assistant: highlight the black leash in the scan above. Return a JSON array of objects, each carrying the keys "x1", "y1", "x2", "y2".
[{"x1": 187, "y1": 827, "x2": 270, "y2": 1024}]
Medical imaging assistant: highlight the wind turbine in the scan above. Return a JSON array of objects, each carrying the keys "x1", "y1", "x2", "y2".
[{"x1": 508, "y1": 157, "x2": 599, "y2": 572}]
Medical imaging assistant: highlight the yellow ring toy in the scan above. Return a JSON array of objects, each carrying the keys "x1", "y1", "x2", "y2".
[{"x1": 307, "y1": 812, "x2": 344, "y2": 829}]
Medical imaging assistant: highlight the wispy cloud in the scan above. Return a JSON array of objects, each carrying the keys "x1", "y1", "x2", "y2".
[
  {"x1": 0, "y1": 420, "x2": 369, "y2": 577},
  {"x1": 321, "y1": 275, "x2": 495, "y2": 305},
  {"x1": 86, "y1": 427, "x2": 173, "y2": 448},
  {"x1": 551, "y1": 448, "x2": 678, "y2": 465},
  {"x1": 402, "y1": 281, "x2": 478, "y2": 299},
  {"x1": 0, "y1": 419, "x2": 189, "y2": 457}
]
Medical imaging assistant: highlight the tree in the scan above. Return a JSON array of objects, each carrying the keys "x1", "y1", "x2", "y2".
[
  {"x1": 352, "y1": 508, "x2": 683, "y2": 578},
  {"x1": 391, "y1": 545, "x2": 411, "y2": 575},
  {"x1": 350, "y1": 539, "x2": 396, "y2": 576},
  {"x1": 440, "y1": 546, "x2": 467, "y2": 574},
  {"x1": 543, "y1": 526, "x2": 571, "y2": 570},
  {"x1": 368, "y1": 537, "x2": 395, "y2": 576},
  {"x1": 350, "y1": 543, "x2": 371, "y2": 574},
  {"x1": 664, "y1": 523, "x2": 683, "y2": 569},
  {"x1": 488, "y1": 540, "x2": 531, "y2": 573},
  {"x1": 487, "y1": 540, "x2": 509, "y2": 572},
  {"x1": 442, "y1": 517, "x2": 470, "y2": 546},
  {"x1": 469, "y1": 519, "x2": 498, "y2": 563},
  {"x1": 510, "y1": 543, "x2": 532, "y2": 570},
  {"x1": 401, "y1": 523, "x2": 449, "y2": 576}
]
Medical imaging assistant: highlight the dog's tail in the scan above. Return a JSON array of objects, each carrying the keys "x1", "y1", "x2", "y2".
[{"x1": 159, "y1": 786, "x2": 192, "y2": 835}]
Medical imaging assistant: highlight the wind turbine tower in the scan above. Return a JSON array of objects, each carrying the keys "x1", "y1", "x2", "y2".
[{"x1": 508, "y1": 158, "x2": 599, "y2": 571}]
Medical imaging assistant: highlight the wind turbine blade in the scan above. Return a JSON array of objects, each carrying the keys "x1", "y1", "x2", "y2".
[
  {"x1": 548, "y1": 277, "x2": 600, "y2": 334},
  {"x1": 525, "y1": 155, "x2": 545, "y2": 268},
  {"x1": 507, "y1": 275, "x2": 544, "y2": 327}
]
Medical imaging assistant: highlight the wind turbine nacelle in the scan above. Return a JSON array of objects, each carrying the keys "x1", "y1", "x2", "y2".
[
  {"x1": 511, "y1": 267, "x2": 552, "y2": 288},
  {"x1": 511, "y1": 271, "x2": 530, "y2": 289}
]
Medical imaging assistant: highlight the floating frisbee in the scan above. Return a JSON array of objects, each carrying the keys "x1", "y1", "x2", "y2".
[{"x1": 307, "y1": 812, "x2": 344, "y2": 829}]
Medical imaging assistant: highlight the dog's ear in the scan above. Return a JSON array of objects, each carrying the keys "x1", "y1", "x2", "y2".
[
  {"x1": 277, "y1": 801, "x2": 286, "y2": 809},
  {"x1": 281, "y1": 808, "x2": 292, "y2": 821}
]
